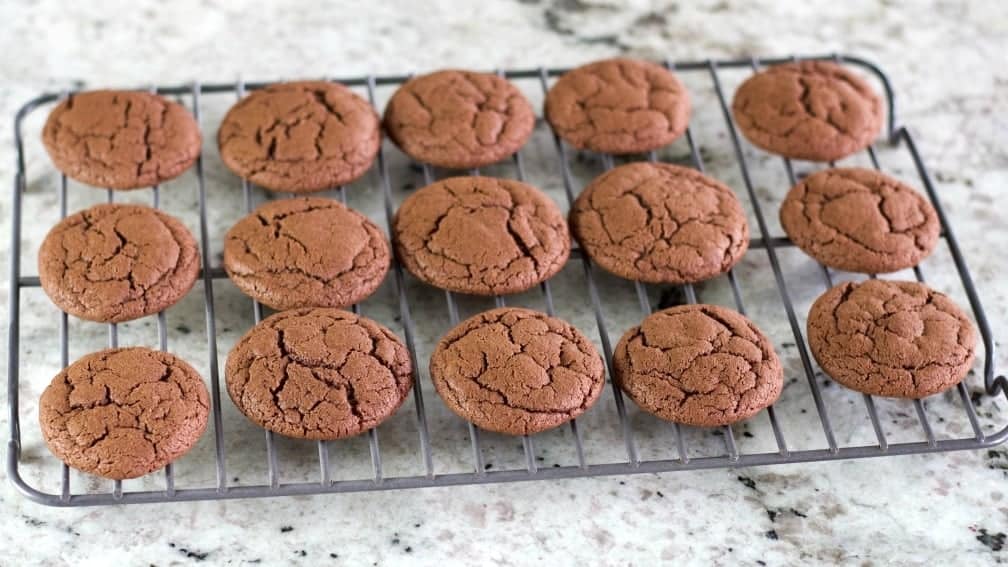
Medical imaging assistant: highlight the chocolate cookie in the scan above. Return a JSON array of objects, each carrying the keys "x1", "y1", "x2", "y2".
[
  {"x1": 807, "y1": 280, "x2": 976, "y2": 398},
  {"x1": 38, "y1": 203, "x2": 201, "y2": 323},
  {"x1": 731, "y1": 61, "x2": 883, "y2": 161},
  {"x1": 217, "y1": 81, "x2": 381, "y2": 193},
  {"x1": 544, "y1": 58, "x2": 691, "y2": 154},
  {"x1": 570, "y1": 162, "x2": 749, "y2": 284},
  {"x1": 780, "y1": 168, "x2": 939, "y2": 273},
  {"x1": 223, "y1": 197, "x2": 390, "y2": 310},
  {"x1": 393, "y1": 176, "x2": 569, "y2": 295},
  {"x1": 39, "y1": 347, "x2": 210, "y2": 480},
  {"x1": 42, "y1": 90, "x2": 201, "y2": 190},
  {"x1": 225, "y1": 308, "x2": 413, "y2": 439},
  {"x1": 383, "y1": 70, "x2": 535, "y2": 169},
  {"x1": 613, "y1": 304, "x2": 783, "y2": 427},
  {"x1": 429, "y1": 307, "x2": 605, "y2": 436}
]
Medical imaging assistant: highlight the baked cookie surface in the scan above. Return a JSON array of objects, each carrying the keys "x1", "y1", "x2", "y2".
[
  {"x1": 225, "y1": 308, "x2": 413, "y2": 440},
  {"x1": 429, "y1": 307, "x2": 605, "y2": 435},
  {"x1": 570, "y1": 162, "x2": 749, "y2": 284},
  {"x1": 732, "y1": 61, "x2": 883, "y2": 161},
  {"x1": 223, "y1": 197, "x2": 390, "y2": 310},
  {"x1": 393, "y1": 176, "x2": 569, "y2": 295},
  {"x1": 38, "y1": 203, "x2": 200, "y2": 322},
  {"x1": 545, "y1": 58, "x2": 691, "y2": 154},
  {"x1": 383, "y1": 70, "x2": 535, "y2": 169},
  {"x1": 807, "y1": 280, "x2": 976, "y2": 398},
  {"x1": 613, "y1": 304, "x2": 783, "y2": 427},
  {"x1": 39, "y1": 347, "x2": 210, "y2": 479},
  {"x1": 42, "y1": 90, "x2": 202, "y2": 190},
  {"x1": 218, "y1": 81, "x2": 381, "y2": 192},
  {"x1": 780, "y1": 167, "x2": 939, "y2": 274}
]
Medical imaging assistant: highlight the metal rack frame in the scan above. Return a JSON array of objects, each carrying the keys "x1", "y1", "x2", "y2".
[{"x1": 8, "y1": 54, "x2": 1007, "y2": 506}]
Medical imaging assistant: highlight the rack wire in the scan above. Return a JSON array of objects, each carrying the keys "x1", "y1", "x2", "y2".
[{"x1": 7, "y1": 54, "x2": 1007, "y2": 506}]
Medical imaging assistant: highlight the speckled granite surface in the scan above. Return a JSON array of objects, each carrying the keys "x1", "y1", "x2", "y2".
[{"x1": 1, "y1": 1, "x2": 1007, "y2": 565}]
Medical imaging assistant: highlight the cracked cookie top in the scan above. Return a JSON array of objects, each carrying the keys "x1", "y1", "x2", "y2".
[
  {"x1": 225, "y1": 308, "x2": 413, "y2": 440},
  {"x1": 780, "y1": 167, "x2": 939, "y2": 274},
  {"x1": 731, "y1": 61, "x2": 883, "y2": 162},
  {"x1": 39, "y1": 347, "x2": 210, "y2": 480},
  {"x1": 223, "y1": 197, "x2": 390, "y2": 310},
  {"x1": 430, "y1": 307, "x2": 605, "y2": 435},
  {"x1": 393, "y1": 176, "x2": 569, "y2": 296},
  {"x1": 38, "y1": 203, "x2": 200, "y2": 323},
  {"x1": 383, "y1": 70, "x2": 535, "y2": 169},
  {"x1": 570, "y1": 162, "x2": 749, "y2": 284},
  {"x1": 217, "y1": 81, "x2": 381, "y2": 193},
  {"x1": 613, "y1": 304, "x2": 783, "y2": 427},
  {"x1": 807, "y1": 280, "x2": 976, "y2": 398},
  {"x1": 544, "y1": 58, "x2": 691, "y2": 154},
  {"x1": 42, "y1": 90, "x2": 202, "y2": 190}
]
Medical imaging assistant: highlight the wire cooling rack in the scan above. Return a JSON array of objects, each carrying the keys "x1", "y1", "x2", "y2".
[{"x1": 8, "y1": 54, "x2": 1008, "y2": 506}]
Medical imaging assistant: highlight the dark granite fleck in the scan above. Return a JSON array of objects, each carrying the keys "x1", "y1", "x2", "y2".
[
  {"x1": 280, "y1": 526, "x2": 293, "y2": 533},
  {"x1": 738, "y1": 476, "x2": 756, "y2": 490},
  {"x1": 765, "y1": 530, "x2": 779, "y2": 540},
  {"x1": 635, "y1": 11, "x2": 669, "y2": 26},
  {"x1": 976, "y1": 528, "x2": 1005, "y2": 551},
  {"x1": 175, "y1": 546, "x2": 209, "y2": 561},
  {"x1": 542, "y1": 0, "x2": 628, "y2": 51},
  {"x1": 971, "y1": 391, "x2": 984, "y2": 407}
]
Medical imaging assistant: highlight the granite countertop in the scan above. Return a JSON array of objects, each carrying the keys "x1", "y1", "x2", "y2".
[{"x1": 2, "y1": 1, "x2": 1007, "y2": 565}]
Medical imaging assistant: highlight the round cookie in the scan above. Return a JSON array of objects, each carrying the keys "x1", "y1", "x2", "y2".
[
  {"x1": 429, "y1": 307, "x2": 605, "y2": 436},
  {"x1": 223, "y1": 197, "x2": 390, "y2": 311},
  {"x1": 39, "y1": 203, "x2": 201, "y2": 323},
  {"x1": 570, "y1": 162, "x2": 749, "y2": 284},
  {"x1": 225, "y1": 308, "x2": 413, "y2": 439},
  {"x1": 383, "y1": 70, "x2": 535, "y2": 169},
  {"x1": 613, "y1": 304, "x2": 783, "y2": 427},
  {"x1": 42, "y1": 90, "x2": 202, "y2": 190},
  {"x1": 731, "y1": 61, "x2": 883, "y2": 162},
  {"x1": 39, "y1": 347, "x2": 210, "y2": 480},
  {"x1": 807, "y1": 280, "x2": 976, "y2": 398},
  {"x1": 780, "y1": 167, "x2": 939, "y2": 274},
  {"x1": 217, "y1": 81, "x2": 381, "y2": 193},
  {"x1": 544, "y1": 58, "x2": 691, "y2": 154},
  {"x1": 393, "y1": 176, "x2": 569, "y2": 296}
]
